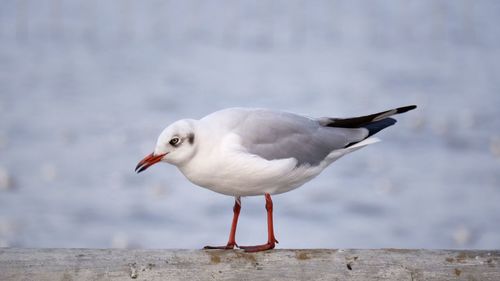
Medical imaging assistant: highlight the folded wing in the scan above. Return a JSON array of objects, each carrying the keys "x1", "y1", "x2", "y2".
[{"x1": 235, "y1": 105, "x2": 416, "y2": 167}]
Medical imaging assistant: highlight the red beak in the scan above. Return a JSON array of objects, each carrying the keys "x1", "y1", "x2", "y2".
[{"x1": 135, "y1": 152, "x2": 166, "y2": 173}]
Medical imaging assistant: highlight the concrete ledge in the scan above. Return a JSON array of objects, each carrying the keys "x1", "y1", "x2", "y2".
[{"x1": 0, "y1": 248, "x2": 499, "y2": 281}]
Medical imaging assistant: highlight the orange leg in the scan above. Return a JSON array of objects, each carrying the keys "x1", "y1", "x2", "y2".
[
  {"x1": 239, "y1": 193, "x2": 278, "y2": 252},
  {"x1": 204, "y1": 197, "x2": 241, "y2": 249}
]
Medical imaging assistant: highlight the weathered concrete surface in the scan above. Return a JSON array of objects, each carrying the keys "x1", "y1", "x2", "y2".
[{"x1": 0, "y1": 248, "x2": 498, "y2": 281}]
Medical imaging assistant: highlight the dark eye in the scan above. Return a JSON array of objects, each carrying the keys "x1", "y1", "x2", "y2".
[{"x1": 169, "y1": 137, "x2": 180, "y2": 146}]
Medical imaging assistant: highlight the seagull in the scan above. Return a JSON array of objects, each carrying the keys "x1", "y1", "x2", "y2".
[{"x1": 136, "y1": 105, "x2": 416, "y2": 252}]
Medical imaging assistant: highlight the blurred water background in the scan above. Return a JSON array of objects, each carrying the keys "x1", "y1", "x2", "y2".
[{"x1": 1, "y1": 0, "x2": 500, "y2": 249}]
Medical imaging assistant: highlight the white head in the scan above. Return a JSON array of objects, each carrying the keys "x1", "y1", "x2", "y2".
[{"x1": 135, "y1": 119, "x2": 198, "y2": 173}]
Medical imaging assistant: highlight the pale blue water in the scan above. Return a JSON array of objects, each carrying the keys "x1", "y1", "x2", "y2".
[{"x1": 1, "y1": 0, "x2": 499, "y2": 249}]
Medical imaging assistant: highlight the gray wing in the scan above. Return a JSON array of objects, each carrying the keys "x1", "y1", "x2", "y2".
[{"x1": 234, "y1": 109, "x2": 368, "y2": 166}]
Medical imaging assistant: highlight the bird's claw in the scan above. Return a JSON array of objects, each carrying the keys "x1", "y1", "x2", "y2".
[
  {"x1": 238, "y1": 241, "x2": 276, "y2": 252},
  {"x1": 203, "y1": 243, "x2": 238, "y2": 250}
]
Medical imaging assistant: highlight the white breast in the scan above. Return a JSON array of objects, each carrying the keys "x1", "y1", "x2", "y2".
[{"x1": 178, "y1": 131, "x2": 328, "y2": 196}]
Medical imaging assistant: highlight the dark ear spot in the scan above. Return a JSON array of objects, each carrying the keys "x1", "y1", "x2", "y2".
[{"x1": 188, "y1": 133, "x2": 195, "y2": 144}]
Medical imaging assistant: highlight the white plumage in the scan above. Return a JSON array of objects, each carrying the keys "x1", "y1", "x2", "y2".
[{"x1": 138, "y1": 107, "x2": 414, "y2": 196}]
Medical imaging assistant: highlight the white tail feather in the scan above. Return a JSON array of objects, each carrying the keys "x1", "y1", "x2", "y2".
[
  {"x1": 325, "y1": 137, "x2": 380, "y2": 163},
  {"x1": 347, "y1": 137, "x2": 380, "y2": 149}
]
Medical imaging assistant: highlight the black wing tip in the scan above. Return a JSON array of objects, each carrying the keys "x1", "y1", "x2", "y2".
[
  {"x1": 364, "y1": 117, "x2": 397, "y2": 135},
  {"x1": 396, "y1": 105, "x2": 417, "y2": 114},
  {"x1": 344, "y1": 117, "x2": 397, "y2": 148},
  {"x1": 324, "y1": 105, "x2": 416, "y2": 128}
]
